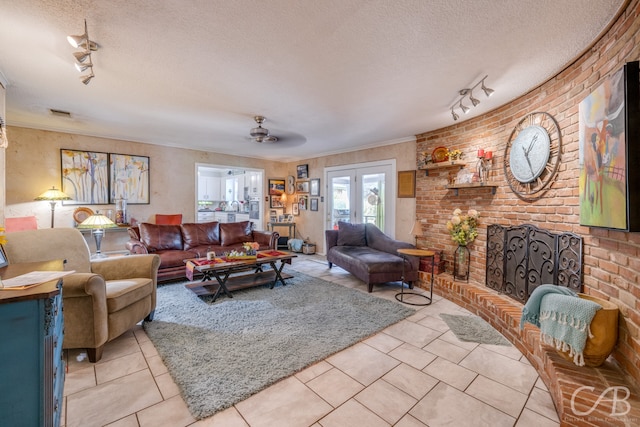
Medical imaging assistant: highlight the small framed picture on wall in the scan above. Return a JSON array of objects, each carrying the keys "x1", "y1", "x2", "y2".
[
  {"x1": 310, "y1": 197, "x2": 319, "y2": 211},
  {"x1": 292, "y1": 202, "x2": 299, "y2": 215},
  {"x1": 297, "y1": 164, "x2": 309, "y2": 179},
  {"x1": 310, "y1": 178, "x2": 320, "y2": 196},
  {"x1": 298, "y1": 195, "x2": 308, "y2": 211},
  {"x1": 270, "y1": 195, "x2": 284, "y2": 208},
  {"x1": 295, "y1": 180, "x2": 309, "y2": 193}
]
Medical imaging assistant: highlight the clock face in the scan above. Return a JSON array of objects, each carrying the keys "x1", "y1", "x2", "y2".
[
  {"x1": 509, "y1": 125, "x2": 550, "y2": 183},
  {"x1": 504, "y1": 112, "x2": 561, "y2": 200}
]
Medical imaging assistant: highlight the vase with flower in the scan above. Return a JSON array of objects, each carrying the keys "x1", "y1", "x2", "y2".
[
  {"x1": 242, "y1": 241, "x2": 260, "y2": 256},
  {"x1": 446, "y1": 208, "x2": 479, "y2": 281}
]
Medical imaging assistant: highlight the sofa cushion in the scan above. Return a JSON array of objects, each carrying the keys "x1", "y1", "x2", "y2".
[
  {"x1": 220, "y1": 221, "x2": 252, "y2": 246},
  {"x1": 139, "y1": 223, "x2": 183, "y2": 252},
  {"x1": 127, "y1": 226, "x2": 140, "y2": 241},
  {"x1": 105, "y1": 278, "x2": 154, "y2": 312},
  {"x1": 337, "y1": 221, "x2": 366, "y2": 246},
  {"x1": 181, "y1": 221, "x2": 220, "y2": 250}
]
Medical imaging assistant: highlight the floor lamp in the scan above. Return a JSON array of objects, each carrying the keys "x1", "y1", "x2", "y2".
[
  {"x1": 77, "y1": 213, "x2": 117, "y2": 258},
  {"x1": 34, "y1": 186, "x2": 72, "y2": 228}
]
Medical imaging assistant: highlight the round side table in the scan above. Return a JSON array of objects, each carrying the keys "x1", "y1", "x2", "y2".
[{"x1": 396, "y1": 248, "x2": 435, "y2": 306}]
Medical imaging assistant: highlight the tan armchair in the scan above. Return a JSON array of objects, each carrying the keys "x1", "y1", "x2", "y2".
[{"x1": 2, "y1": 228, "x2": 160, "y2": 362}]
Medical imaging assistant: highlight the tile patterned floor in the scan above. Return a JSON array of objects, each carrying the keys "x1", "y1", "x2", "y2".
[{"x1": 62, "y1": 255, "x2": 561, "y2": 427}]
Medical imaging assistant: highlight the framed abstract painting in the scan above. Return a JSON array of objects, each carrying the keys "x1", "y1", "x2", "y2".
[
  {"x1": 578, "y1": 60, "x2": 640, "y2": 231},
  {"x1": 109, "y1": 153, "x2": 150, "y2": 204},
  {"x1": 60, "y1": 149, "x2": 109, "y2": 205}
]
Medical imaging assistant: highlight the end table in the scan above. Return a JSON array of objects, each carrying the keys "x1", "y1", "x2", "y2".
[{"x1": 396, "y1": 248, "x2": 435, "y2": 306}]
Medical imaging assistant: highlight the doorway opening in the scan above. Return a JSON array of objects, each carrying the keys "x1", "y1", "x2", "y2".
[
  {"x1": 325, "y1": 160, "x2": 396, "y2": 237},
  {"x1": 195, "y1": 164, "x2": 264, "y2": 229}
]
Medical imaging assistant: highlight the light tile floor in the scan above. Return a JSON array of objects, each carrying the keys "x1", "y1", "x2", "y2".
[{"x1": 63, "y1": 255, "x2": 561, "y2": 427}]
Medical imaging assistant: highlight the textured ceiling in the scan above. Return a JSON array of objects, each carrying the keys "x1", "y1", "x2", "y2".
[{"x1": 0, "y1": 0, "x2": 624, "y2": 161}]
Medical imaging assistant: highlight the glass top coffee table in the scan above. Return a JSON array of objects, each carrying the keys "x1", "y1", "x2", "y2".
[{"x1": 184, "y1": 250, "x2": 297, "y2": 302}]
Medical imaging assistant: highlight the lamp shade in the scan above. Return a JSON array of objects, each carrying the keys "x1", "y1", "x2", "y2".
[
  {"x1": 77, "y1": 214, "x2": 117, "y2": 229},
  {"x1": 410, "y1": 220, "x2": 422, "y2": 236},
  {"x1": 34, "y1": 186, "x2": 71, "y2": 201}
]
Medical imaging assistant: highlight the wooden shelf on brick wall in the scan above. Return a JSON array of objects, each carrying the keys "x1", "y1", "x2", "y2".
[
  {"x1": 420, "y1": 160, "x2": 466, "y2": 176},
  {"x1": 446, "y1": 182, "x2": 498, "y2": 195}
]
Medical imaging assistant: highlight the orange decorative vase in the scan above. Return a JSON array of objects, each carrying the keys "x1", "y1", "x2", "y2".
[{"x1": 557, "y1": 294, "x2": 619, "y2": 367}]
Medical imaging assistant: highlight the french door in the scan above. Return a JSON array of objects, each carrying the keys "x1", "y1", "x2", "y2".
[{"x1": 326, "y1": 160, "x2": 395, "y2": 237}]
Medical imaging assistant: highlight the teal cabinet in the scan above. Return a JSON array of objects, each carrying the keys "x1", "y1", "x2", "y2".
[{"x1": 0, "y1": 277, "x2": 65, "y2": 427}]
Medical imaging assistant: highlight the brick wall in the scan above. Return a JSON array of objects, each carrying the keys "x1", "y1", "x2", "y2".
[{"x1": 415, "y1": 1, "x2": 640, "y2": 384}]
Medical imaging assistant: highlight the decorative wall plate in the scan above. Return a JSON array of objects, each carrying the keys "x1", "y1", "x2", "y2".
[
  {"x1": 73, "y1": 207, "x2": 94, "y2": 224},
  {"x1": 432, "y1": 146, "x2": 449, "y2": 163}
]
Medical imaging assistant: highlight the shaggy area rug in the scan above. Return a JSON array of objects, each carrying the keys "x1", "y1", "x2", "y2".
[
  {"x1": 440, "y1": 313, "x2": 510, "y2": 346},
  {"x1": 144, "y1": 268, "x2": 414, "y2": 420}
]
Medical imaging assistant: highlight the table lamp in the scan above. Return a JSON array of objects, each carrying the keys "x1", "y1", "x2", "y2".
[
  {"x1": 281, "y1": 192, "x2": 288, "y2": 214},
  {"x1": 77, "y1": 213, "x2": 117, "y2": 258},
  {"x1": 410, "y1": 220, "x2": 422, "y2": 246},
  {"x1": 34, "y1": 186, "x2": 72, "y2": 228}
]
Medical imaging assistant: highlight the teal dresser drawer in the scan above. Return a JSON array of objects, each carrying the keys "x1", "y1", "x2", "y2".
[{"x1": 0, "y1": 278, "x2": 64, "y2": 427}]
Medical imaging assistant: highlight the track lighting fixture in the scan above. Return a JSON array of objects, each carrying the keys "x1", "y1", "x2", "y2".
[
  {"x1": 68, "y1": 19, "x2": 98, "y2": 84},
  {"x1": 450, "y1": 75, "x2": 494, "y2": 121}
]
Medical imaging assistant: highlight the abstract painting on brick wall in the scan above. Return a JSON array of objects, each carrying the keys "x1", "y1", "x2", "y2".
[{"x1": 578, "y1": 61, "x2": 640, "y2": 231}]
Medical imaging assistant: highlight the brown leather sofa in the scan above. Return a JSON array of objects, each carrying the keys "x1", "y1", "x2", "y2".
[
  {"x1": 126, "y1": 221, "x2": 279, "y2": 282},
  {"x1": 325, "y1": 222, "x2": 419, "y2": 292}
]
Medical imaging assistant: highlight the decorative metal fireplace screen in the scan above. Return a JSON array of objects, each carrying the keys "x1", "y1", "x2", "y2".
[{"x1": 485, "y1": 224, "x2": 583, "y2": 304}]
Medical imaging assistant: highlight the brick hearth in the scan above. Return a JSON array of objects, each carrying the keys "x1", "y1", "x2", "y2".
[{"x1": 417, "y1": 272, "x2": 640, "y2": 427}]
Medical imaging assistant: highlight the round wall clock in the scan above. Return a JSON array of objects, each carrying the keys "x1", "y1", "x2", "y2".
[
  {"x1": 286, "y1": 175, "x2": 296, "y2": 195},
  {"x1": 503, "y1": 112, "x2": 561, "y2": 200}
]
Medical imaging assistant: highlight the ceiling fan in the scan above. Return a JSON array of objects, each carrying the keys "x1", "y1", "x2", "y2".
[{"x1": 249, "y1": 116, "x2": 278, "y2": 143}]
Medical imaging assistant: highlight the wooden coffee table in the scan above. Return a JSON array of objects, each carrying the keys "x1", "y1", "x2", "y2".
[{"x1": 184, "y1": 250, "x2": 297, "y2": 301}]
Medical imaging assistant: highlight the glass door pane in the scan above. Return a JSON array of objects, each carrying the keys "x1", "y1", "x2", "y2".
[
  {"x1": 328, "y1": 171, "x2": 354, "y2": 229},
  {"x1": 361, "y1": 172, "x2": 385, "y2": 230},
  {"x1": 326, "y1": 163, "x2": 393, "y2": 235}
]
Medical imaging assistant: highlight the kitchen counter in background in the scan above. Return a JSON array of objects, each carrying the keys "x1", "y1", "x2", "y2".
[{"x1": 197, "y1": 211, "x2": 250, "y2": 223}]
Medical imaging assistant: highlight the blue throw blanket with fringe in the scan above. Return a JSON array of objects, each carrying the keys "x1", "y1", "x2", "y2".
[{"x1": 520, "y1": 284, "x2": 602, "y2": 366}]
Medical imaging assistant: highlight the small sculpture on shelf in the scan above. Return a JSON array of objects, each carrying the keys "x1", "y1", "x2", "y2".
[
  {"x1": 476, "y1": 149, "x2": 493, "y2": 183},
  {"x1": 417, "y1": 151, "x2": 432, "y2": 169}
]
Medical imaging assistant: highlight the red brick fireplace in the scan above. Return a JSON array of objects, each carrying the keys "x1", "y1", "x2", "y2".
[{"x1": 413, "y1": 1, "x2": 640, "y2": 424}]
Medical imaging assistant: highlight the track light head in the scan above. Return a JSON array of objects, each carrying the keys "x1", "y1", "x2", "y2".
[
  {"x1": 74, "y1": 61, "x2": 92, "y2": 72},
  {"x1": 67, "y1": 33, "x2": 86, "y2": 49},
  {"x1": 73, "y1": 51, "x2": 90, "y2": 63},
  {"x1": 469, "y1": 91, "x2": 480, "y2": 106},
  {"x1": 459, "y1": 101, "x2": 470, "y2": 114},
  {"x1": 81, "y1": 73, "x2": 94, "y2": 85},
  {"x1": 451, "y1": 108, "x2": 459, "y2": 121},
  {"x1": 481, "y1": 79, "x2": 494, "y2": 97}
]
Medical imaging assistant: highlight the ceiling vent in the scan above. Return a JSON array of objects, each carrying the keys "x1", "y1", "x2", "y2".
[{"x1": 49, "y1": 109, "x2": 72, "y2": 118}]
